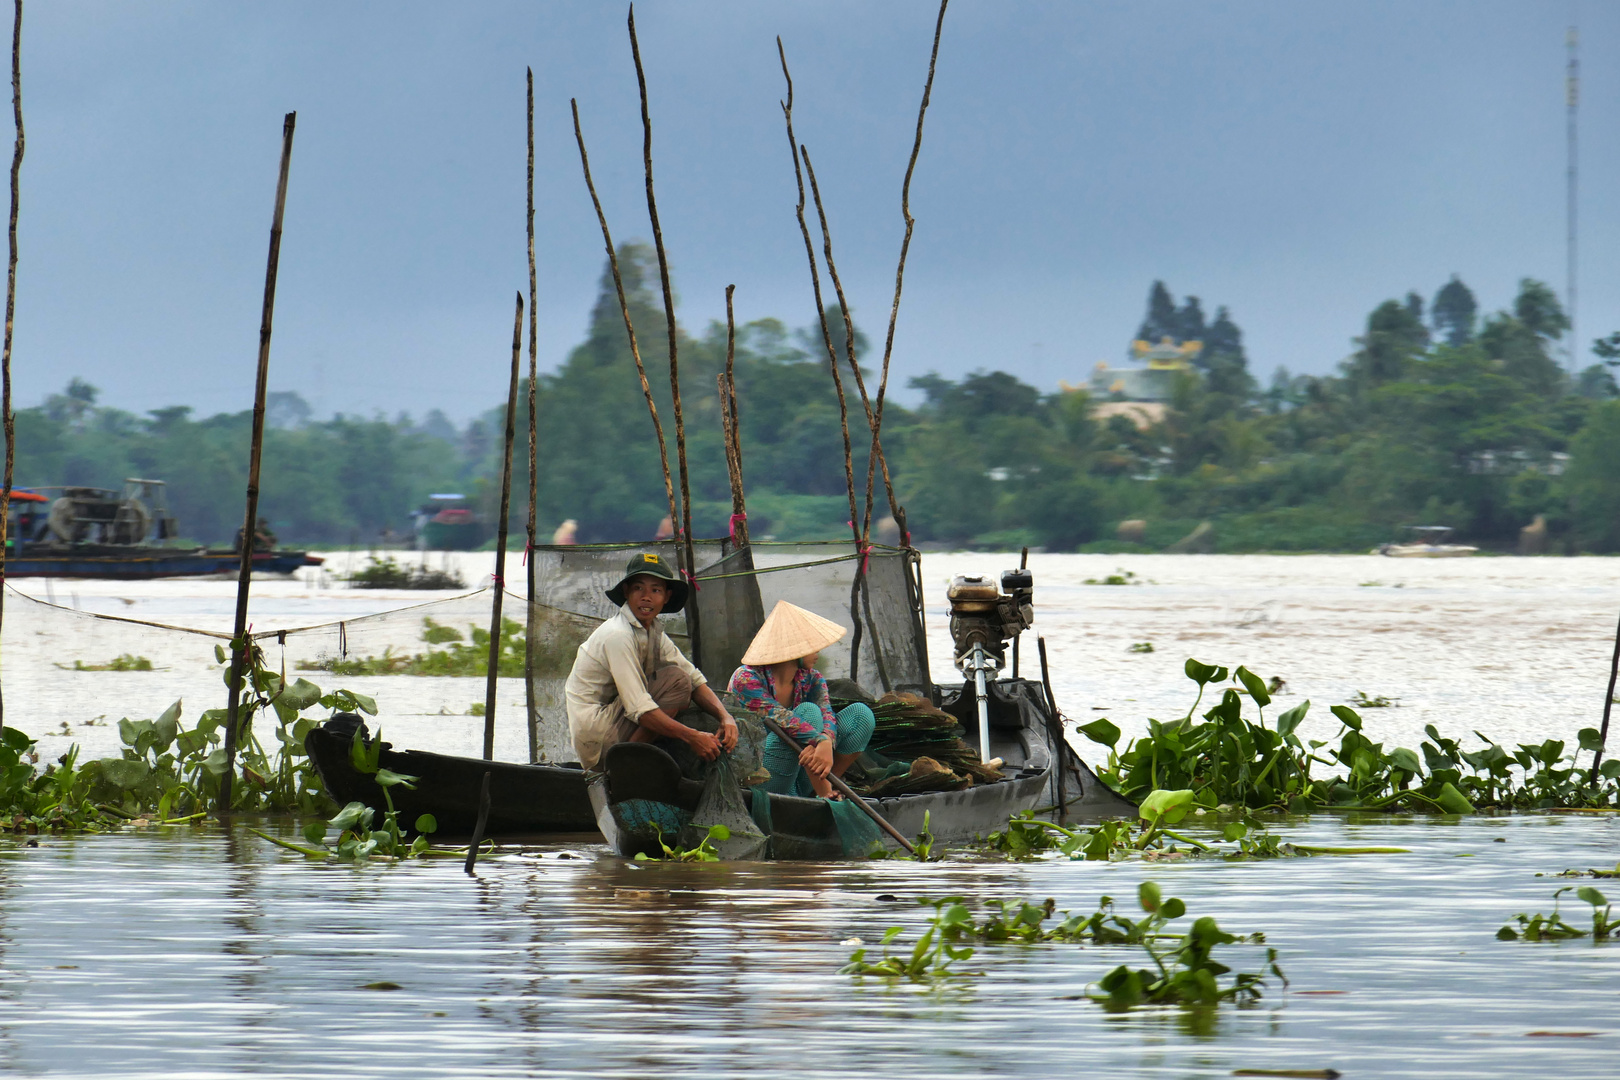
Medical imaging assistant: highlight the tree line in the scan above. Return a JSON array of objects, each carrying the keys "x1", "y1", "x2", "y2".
[{"x1": 9, "y1": 246, "x2": 1620, "y2": 552}]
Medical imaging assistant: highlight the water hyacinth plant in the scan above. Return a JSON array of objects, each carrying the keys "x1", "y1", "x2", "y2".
[
  {"x1": 1079, "y1": 658, "x2": 1620, "y2": 811},
  {"x1": 843, "y1": 883, "x2": 1282, "y2": 1007},
  {"x1": 1498, "y1": 886, "x2": 1620, "y2": 942}
]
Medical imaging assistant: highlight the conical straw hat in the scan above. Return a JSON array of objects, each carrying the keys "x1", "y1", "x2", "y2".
[{"x1": 742, "y1": 600, "x2": 847, "y2": 666}]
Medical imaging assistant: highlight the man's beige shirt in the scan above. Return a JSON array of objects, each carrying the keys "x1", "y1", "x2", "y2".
[{"x1": 565, "y1": 605, "x2": 706, "y2": 768}]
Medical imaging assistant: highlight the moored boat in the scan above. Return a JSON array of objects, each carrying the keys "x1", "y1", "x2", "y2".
[
  {"x1": 305, "y1": 716, "x2": 595, "y2": 835},
  {"x1": 1376, "y1": 525, "x2": 1477, "y2": 558},
  {"x1": 589, "y1": 675, "x2": 1134, "y2": 860},
  {"x1": 5, "y1": 480, "x2": 323, "y2": 579}
]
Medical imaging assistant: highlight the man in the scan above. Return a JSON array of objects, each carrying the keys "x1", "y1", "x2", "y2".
[{"x1": 565, "y1": 552, "x2": 739, "y2": 770}]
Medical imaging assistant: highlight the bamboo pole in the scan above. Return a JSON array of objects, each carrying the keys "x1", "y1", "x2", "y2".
[
  {"x1": 1590, "y1": 609, "x2": 1620, "y2": 784},
  {"x1": 866, "y1": 0, "x2": 948, "y2": 538},
  {"x1": 0, "y1": 0, "x2": 21, "y2": 736},
  {"x1": 719, "y1": 284, "x2": 749, "y2": 547},
  {"x1": 484, "y1": 291, "x2": 523, "y2": 760},
  {"x1": 800, "y1": 147, "x2": 888, "y2": 539},
  {"x1": 570, "y1": 99, "x2": 678, "y2": 538},
  {"x1": 524, "y1": 66, "x2": 539, "y2": 763},
  {"x1": 219, "y1": 111, "x2": 296, "y2": 814},
  {"x1": 777, "y1": 39, "x2": 859, "y2": 549},
  {"x1": 626, "y1": 6, "x2": 700, "y2": 666}
]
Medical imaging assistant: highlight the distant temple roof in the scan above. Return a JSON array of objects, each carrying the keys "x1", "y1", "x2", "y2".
[{"x1": 1070, "y1": 336, "x2": 1202, "y2": 402}]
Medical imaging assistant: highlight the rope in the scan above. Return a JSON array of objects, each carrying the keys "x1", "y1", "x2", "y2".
[{"x1": 728, "y1": 512, "x2": 746, "y2": 543}]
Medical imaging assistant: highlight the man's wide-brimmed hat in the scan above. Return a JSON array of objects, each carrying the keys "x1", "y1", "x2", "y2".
[
  {"x1": 606, "y1": 552, "x2": 688, "y2": 614},
  {"x1": 741, "y1": 600, "x2": 846, "y2": 666}
]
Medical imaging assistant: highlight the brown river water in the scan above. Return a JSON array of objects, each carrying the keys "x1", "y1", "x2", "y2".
[{"x1": 1, "y1": 553, "x2": 1617, "y2": 1077}]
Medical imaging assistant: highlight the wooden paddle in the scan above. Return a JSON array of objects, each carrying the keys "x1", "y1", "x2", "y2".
[{"x1": 757, "y1": 714, "x2": 915, "y2": 855}]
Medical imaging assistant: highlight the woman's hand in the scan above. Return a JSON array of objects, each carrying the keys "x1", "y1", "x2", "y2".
[
  {"x1": 719, "y1": 717, "x2": 738, "y2": 753},
  {"x1": 799, "y1": 737, "x2": 834, "y2": 778}
]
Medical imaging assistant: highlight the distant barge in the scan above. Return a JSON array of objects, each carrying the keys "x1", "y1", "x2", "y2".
[{"x1": 5, "y1": 480, "x2": 323, "y2": 580}]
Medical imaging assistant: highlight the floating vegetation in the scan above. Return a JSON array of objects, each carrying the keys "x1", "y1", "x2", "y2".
[
  {"x1": 1349, "y1": 691, "x2": 1397, "y2": 708},
  {"x1": 842, "y1": 881, "x2": 1283, "y2": 1007},
  {"x1": 1083, "y1": 568, "x2": 1143, "y2": 586},
  {"x1": 1128, "y1": 641, "x2": 1155, "y2": 653},
  {"x1": 298, "y1": 617, "x2": 524, "y2": 678},
  {"x1": 633, "y1": 823, "x2": 731, "y2": 862},
  {"x1": 1498, "y1": 886, "x2": 1620, "y2": 942},
  {"x1": 54, "y1": 654, "x2": 155, "y2": 672},
  {"x1": 1088, "y1": 883, "x2": 1286, "y2": 1008},
  {"x1": 252, "y1": 732, "x2": 439, "y2": 862},
  {"x1": 1079, "y1": 657, "x2": 1620, "y2": 811},
  {"x1": 0, "y1": 636, "x2": 385, "y2": 829},
  {"x1": 348, "y1": 555, "x2": 466, "y2": 590}
]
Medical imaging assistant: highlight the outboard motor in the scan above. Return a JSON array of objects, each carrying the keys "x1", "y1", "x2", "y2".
[{"x1": 947, "y1": 568, "x2": 1035, "y2": 761}]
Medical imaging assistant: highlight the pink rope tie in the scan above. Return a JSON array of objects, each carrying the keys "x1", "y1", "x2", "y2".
[
  {"x1": 858, "y1": 543, "x2": 872, "y2": 576},
  {"x1": 491, "y1": 574, "x2": 505, "y2": 588},
  {"x1": 521, "y1": 541, "x2": 533, "y2": 566},
  {"x1": 681, "y1": 567, "x2": 700, "y2": 592},
  {"x1": 728, "y1": 512, "x2": 747, "y2": 543}
]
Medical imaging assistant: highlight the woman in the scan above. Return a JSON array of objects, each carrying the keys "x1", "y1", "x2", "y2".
[{"x1": 727, "y1": 601, "x2": 875, "y2": 799}]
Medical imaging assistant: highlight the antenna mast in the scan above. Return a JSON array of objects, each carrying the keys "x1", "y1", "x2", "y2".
[{"x1": 1566, "y1": 24, "x2": 1578, "y2": 373}]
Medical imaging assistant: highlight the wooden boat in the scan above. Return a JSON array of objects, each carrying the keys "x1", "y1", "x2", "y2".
[
  {"x1": 1376, "y1": 525, "x2": 1477, "y2": 558},
  {"x1": 5, "y1": 482, "x2": 322, "y2": 579},
  {"x1": 305, "y1": 717, "x2": 595, "y2": 835},
  {"x1": 589, "y1": 675, "x2": 1136, "y2": 860}
]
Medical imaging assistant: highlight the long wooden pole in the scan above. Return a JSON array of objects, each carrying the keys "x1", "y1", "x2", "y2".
[
  {"x1": 1590, "y1": 609, "x2": 1620, "y2": 784},
  {"x1": 1037, "y1": 636, "x2": 1068, "y2": 824},
  {"x1": 0, "y1": 0, "x2": 21, "y2": 737},
  {"x1": 220, "y1": 112, "x2": 295, "y2": 814},
  {"x1": 865, "y1": 0, "x2": 948, "y2": 535},
  {"x1": 627, "y1": 6, "x2": 700, "y2": 665},
  {"x1": 570, "y1": 99, "x2": 678, "y2": 536},
  {"x1": 484, "y1": 291, "x2": 523, "y2": 760},
  {"x1": 777, "y1": 39, "x2": 859, "y2": 551},
  {"x1": 524, "y1": 66, "x2": 540, "y2": 763}
]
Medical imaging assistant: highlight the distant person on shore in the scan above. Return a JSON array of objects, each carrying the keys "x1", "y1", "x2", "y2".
[
  {"x1": 552, "y1": 519, "x2": 578, "y2": 546},
  {"x1": 565, "y1": 552, "x2": 737, "y2": 770},
  {"x1": 653, "y1": 515, "x2": 674, "y2": 542}
]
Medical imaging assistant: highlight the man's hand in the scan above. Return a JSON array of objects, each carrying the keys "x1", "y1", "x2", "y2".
[
  {"x1": 798, "y1": 736, "x2": 834, "y2": 778},
  {"x1": 718, "y1": 717, "x2": 739, "y2": 753},
  {"x1": 686, "y1": 726, "x2": 722, "y2": 761}
]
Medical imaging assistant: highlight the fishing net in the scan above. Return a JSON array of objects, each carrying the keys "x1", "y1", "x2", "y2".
[{"x1": 523, "y1": 539, "x2": 931, "y2": 764}]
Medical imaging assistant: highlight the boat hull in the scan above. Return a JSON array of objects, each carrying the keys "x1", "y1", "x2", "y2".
[
  {"x1": 1379, "y1": 543, "x2": 1478, "y2": 558},
  {"x1": 4, "y1": 547, "x2": 322, "y2": 579},
  {"x1": 589, "y1": 676, "x2": 1137, "y2": 860},
  {"x1": 305, "y1": 724, "x2": 595, "y2": 836}
]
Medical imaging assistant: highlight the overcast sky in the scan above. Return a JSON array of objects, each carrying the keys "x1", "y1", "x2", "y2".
[{"x1": 16, "y1": 1, "x2": 1618, "y2": 422}]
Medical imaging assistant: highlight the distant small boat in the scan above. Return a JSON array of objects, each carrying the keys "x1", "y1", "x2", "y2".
[
  {"x1": 1376, "y1": 525, "x2": 1478, "y2": 558},
  {"x1": 4, "y1": 480, "x2": 323, "y2": 579},
  {"x1": 415, "y1": 494, "x2": 490, "y2": 551}
]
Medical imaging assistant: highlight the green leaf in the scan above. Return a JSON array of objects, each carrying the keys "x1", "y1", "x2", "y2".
[
  {"x1": 302, "y1": 821, "x2": 327, "y2": 845},
  {"x1": 1276, "y1": 700, "x2": 1311, "y2": 738},
  {"x1": 280, "y1": 678, "x2": 323, "y2": 712},
  {"x1": 1330, "y1": 705, "x2": 1363, "y2": 731},
  {"x1": 1578, "y1": 727, "x2": 1606, "y2": 753},
  {"x1": 1388, "y1": 747, "x2": 1422, "y2": 774},
  {"x1": 707, "y1": 824, "x2": 731, "y2": 842},
  {"x1": 329, "y1": 801, "x2": 369, "y2": 831},
  {"x1": 1161, "y1": 897, "x2": 1186, "y2": 920},
  {"x1": 1139, "y1": 788, "x2": 1196, "y2": 825},
  {"x1": 202, "y1": 747, "x2": 230, "y2": 776},
  {"x1": 1078, "y1": 718, "x2": 1121, "y2": 748},
  {"x1": 414, "y1": 814, "x2": 438, "y2": 835},
  {"x1": 99, "y1": 757, "x2": 151, "y2": 789},
  {"x1": 1184, "y1": 658, "x2": 1219, "y2": 686},
  {"x1": 373, "y1": 768, "x2": 418, "y2": 789},
  {"x1": 1235, "y1": 666, "x2": 1270, "y2": 708},
  {"x1": 1138, "y1": 880, "x2": 1162, "y2": 913},
  {"x1": 347, "y1": 692, "x2": 378, "y2": 716},
  {"x1": 1434, "y1": 782, "x2": 1474, "y2": 815},
  {"x1": 1577, "y1": 886, "x2": 1608, "y2": 907},
  {"x1": 213, "y1": 643, "x2": 227, "y2": 665}
]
